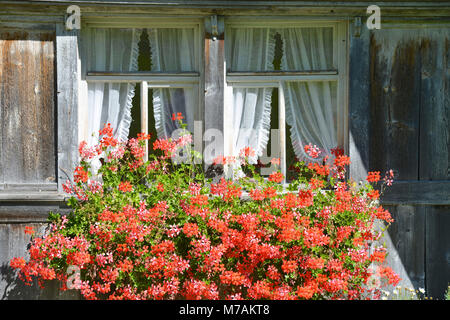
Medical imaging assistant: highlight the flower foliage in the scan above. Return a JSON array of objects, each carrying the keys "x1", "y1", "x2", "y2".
[{"x1": 10, "y1": 119, "x2": 400, "y2": 300}]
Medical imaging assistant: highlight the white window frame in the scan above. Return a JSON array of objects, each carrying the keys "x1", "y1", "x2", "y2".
[
  {"x1": 223, "y1": 19, "x2": 349, "y2": 184},
  {"x1": 78, "y1": 17, "x2": 205, "y2": 161}
]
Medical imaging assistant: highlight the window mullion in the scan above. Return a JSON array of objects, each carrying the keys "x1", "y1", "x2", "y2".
[
  {"x1": 278, "y1": 81, "x2": 287, "y2": 184},
  {"x1": 140, "y1": 81, "x2": 149, "y2": 161}
]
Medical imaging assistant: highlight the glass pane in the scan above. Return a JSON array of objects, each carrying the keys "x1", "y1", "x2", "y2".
[
  {"x1": 226, "y1": 27, "x2": 276, "y2": 72},
  {"x1": 82, "y1": 28, "x2": 142, "y2": 72},
  {"x1": 226, "y1": 27, "x2": 334, "y2": 72},
  {"x1": 284, "y1": 81, "x2": 338, "y2": 162},
  {"x1": 281, "y1": 27, "x2": 334, "y2": 71},
  {"x1": 152, "y1": 86, "x2": 199, "y2": 139},
  {"x1": 149, "y1": 28, "x2": 197, "y2": 72}
]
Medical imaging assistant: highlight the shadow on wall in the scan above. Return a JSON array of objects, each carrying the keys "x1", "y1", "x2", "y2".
[{"x1": 0, "y1": 263, "x2": 80, "y2": 300}]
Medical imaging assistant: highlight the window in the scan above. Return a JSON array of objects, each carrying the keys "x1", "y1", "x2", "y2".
[
  {"x1": 79, "y1": 18, "x2": 203, "y2": 164},
  {"x1": 78, "y1": 18, "x2": 348, "y2": 182},
  {"x1": 224, "y1": 21, "x2": 348, "y2": 182}
]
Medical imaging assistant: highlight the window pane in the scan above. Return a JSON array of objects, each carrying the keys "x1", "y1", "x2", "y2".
[
  {"x1": 280, "y1": 27, "x2": 334, "y2": 71},
  {"x1": 149, "y1": 28, "x2": 197, "y2": 72},
  {"x1": 284, "y1": 81, "x2": 338, "y2": 161},
  {"x1": 82, "y1": 28, "x2": 142, "y2": 72},
  {"x1": 86, "y1": 82, "x2": 138, "y2": 145},
  {"x1": 153, "y1": 86, "x2": 199, "y2": 139},
  {"x1": 226, "y1": 27, "x2": 276, "y2": 72}
]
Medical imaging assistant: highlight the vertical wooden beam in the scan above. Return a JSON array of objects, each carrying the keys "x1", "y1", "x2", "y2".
[
  {"x1": 205, "y1": 16, "x2": 226, "y2": 173},
  {"x1": 419, "y1": 33, "x2": 450, "y2": 181},
  {"x1": 56, "y1": 24, "x2": 79, "y2": 191},
  {"x1": 205, "y1": 37, "x2": 224, "y2": 162},
  {"x1": 369, "y1": 30, "x2": 421, "y2": 181},
  {"x1": 140, "y1": 81, "x2": 148, "y2": 161},
  {"x1": 348, "y1": 20, "x2": 370, "y2": 183},
  {"x1": 426, "y1": 205, "x2": 450, "y2": 299},
  {"x1": 384, "y1": 204, "x2": 426, "y2": 291}
]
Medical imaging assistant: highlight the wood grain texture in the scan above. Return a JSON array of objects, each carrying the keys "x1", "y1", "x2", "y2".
[
  {"x1": 384, "y1": 205, "x2": 426, "y2": 290},
  {"x1": 419, "y1": 33, "x2": 450, "y2": 181},
  {"x1": 369, "y1": 30, "x2": 422, "y2": 180},
  {"x1": 348, "y1": 22, "x2": 370, "y2": 183},
  {"x1": 425, "y1": 205, "x2": 450, "y2": 299},
  {"x1": 0, "y1": 30, "x2": 56, "y2": 186},
  {"x1": 55, "y1": 25, "x2": 79, "y2": 193},
  {"x1": 0, "y1": 223, "x2": 80, "y2": 299},
  {"x1": 204, "y1": 36, "x2": 224, "y2": 166},
  {"x1": 381, "y1": 181, "x2": 450, "y2": 205}
]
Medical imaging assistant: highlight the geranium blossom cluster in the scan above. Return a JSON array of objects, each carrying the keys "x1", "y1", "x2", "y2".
[{"x1": 11, "y1": 119, "x2": 399, "y2": 300}]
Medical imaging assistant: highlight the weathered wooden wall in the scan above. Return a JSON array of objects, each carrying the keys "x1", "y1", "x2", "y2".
[
  {"x1": 368, "y1": 27, "x2": 450, "y2": 298},
  {"x1": 0, "y1": 0, "x2": 449, "y2": 300},
  {"x1": 0, "y1": 30, "x2": 56, "y2": 188}
]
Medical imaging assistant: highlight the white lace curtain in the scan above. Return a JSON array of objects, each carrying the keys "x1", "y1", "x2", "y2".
[
  {"x1": 84, "y1": 27, "x2": 198, "y2": 164},
  {"x1": 149, "y1": 28, "x2": 198, "y2": 138},
  {"x1": 227, "y1": 28, "x2": 276, "y2": 166},
  {"x1": 83, "y1": 27, "x2": 141, "y2": 172},
  {"x1": 280, "y1": 27, "x2": 338, "y2": 162},
  {"x1": 227, "y1": 26, "x2": 337, "y2": 172},
  {"x1": 84, "y1": 28, "x2": 141, "y2": 146}
]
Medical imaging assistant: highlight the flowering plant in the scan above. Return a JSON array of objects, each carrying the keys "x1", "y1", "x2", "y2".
[{"x1": 10, "y1": 116, "x2": 399, "y2": 300}]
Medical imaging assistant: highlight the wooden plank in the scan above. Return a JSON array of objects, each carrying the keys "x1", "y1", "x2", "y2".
[
  {"x1": 0, "y1": 183, "x2": 57, "y2": 191},
  {"x1": 383, "y1": 205, "x2": 426, "y2": 291},
  {"x1": 425, "y1": 205, "x2": 450, "y2": 299},
  {"x1": 369, "y1": 30, "x2": 422, "y2": 180},
  {"x1": 56, "y1": 25, "x2": 79, "y2": 193},
  {"x1": 204, "y1": 19, "x2": 225, "y2": 168},
  {"x1": 3, "y1": 2, "x2": 450, "y2": 20},
  {"x1": 381, "y1": 180, "x2": 450, "y2": 205},
  {"x1": 0, "y1": 30, "x2": 56, "y2": 185},
  {"x1": 419, "y1": 31, "x2": 450, "y2": 180},
  {"x1": 348, "y1": 20, "x2": 370, "y2": 183},
  {"x1": 0, "y1": 223, "x2": 80, "y2": 299},
  {"x1": 0, "y1": 202, "x2": 70, "y2": 222}
]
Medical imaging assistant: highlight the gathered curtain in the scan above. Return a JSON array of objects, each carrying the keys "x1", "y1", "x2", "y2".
[
  {"x1": 226, "y1": 28, "x2": 276, "y2": 177},
  {"x1": 148, "y1": 28, "x2": 198, "y2": 138},
  {"x1": 280, "y1": 27, "x2": 338, "y2": 162},
  {"x1": 83, "y1": 27, "x2": 141, "y2": 171}
]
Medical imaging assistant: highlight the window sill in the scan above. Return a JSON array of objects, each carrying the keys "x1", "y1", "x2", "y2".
[{"x1": 0, "y1": 192, "x2": 67, "y2": 202}]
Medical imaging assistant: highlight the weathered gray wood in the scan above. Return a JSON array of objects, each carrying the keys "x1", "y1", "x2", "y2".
[
  {"x1": 0, "y1": 202, "x2": 70, "y2": 223},
  {"x1": 0, "y1": 30, "x2": 56, "y2": 186},
  {"x1": 381, "y1": 181, "x2": 450, "y2": 205},
  {"x1": 56, "y1": 25, "x2": 79, "y2": 193},
  {"x1": 384, "y1": 205, "x2": 426, "y2": 291},
  {"x1": 0, "y1": 193, "x2": 66, "y2": 202},
  {"x1": 419, "y1": 32, "x2": 450, "y2": 181},
  {"x1": 369, "y1": 30, "x2": 422, "y2": 180},
  {"x1": 0, "y1": 223, "x2": 80, "y2": 299},
  {"x1": 348, "y1": 21, "x2": 370, "y2": 183},
  {"x1": 204, "y1": 23, "x2": 224, "y2": 166},
  {"x1": 425, "y1": 205, "x2": 450, "y2": 299}
]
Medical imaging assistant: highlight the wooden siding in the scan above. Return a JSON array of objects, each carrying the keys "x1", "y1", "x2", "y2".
[
  {"x1": 368, "y1": 27, "x2": 450, "y2": 298},
  {"x1": 0, "y1": 30, "x2": 56, "y2": 189},
  {"x1": 0, "y1": 222, "x2": 80, "y2": 299}
]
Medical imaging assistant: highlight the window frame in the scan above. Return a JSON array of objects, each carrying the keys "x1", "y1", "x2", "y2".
[
  {"x1": 78, "y1": 17, "x2": 205, "y2": 160},
  {"x1": 77, "y1": 17, "x2": 349, "y2": 183},
  {"x1": 223, "y1": 19, "x2": 349, "y2": 183}
]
